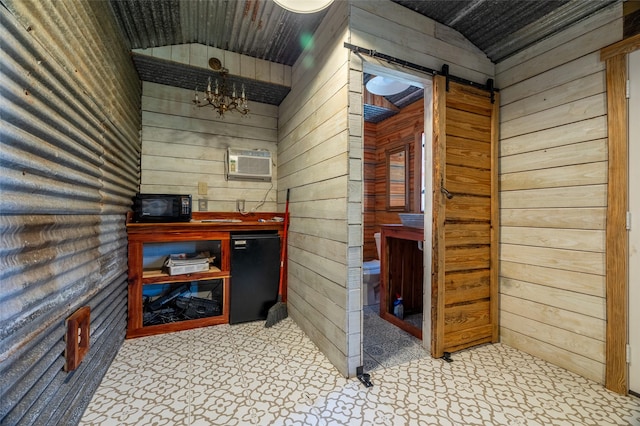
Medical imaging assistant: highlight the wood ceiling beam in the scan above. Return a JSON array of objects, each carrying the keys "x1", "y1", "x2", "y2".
[{"x1": 363, "y1": 89, "x2": 400, "y2": 111}]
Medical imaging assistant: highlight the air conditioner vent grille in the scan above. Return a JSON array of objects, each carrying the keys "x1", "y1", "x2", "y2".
[
  {"x1": 237, "y1": 156, "x2": 270, "y2": 175},
  {"x1": 227, "y1": 148, "x2": 272, "y2": 181}
]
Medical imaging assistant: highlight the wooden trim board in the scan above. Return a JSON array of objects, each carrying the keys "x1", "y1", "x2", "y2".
[{"x1": 601, "y1": 36, "x2": 636, "y2": 395}]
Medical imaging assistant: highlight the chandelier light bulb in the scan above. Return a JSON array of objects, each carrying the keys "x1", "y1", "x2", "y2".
[{"x1": 193, "y1": 65, "x2": 250, "y2": 118}]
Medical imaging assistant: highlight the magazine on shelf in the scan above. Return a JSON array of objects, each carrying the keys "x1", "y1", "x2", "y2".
[{"x1": 163, "y1": 251, "x2": 214, "y2": 275}]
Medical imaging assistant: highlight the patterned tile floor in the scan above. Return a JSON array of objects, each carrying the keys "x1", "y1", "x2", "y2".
[
  {"x1": 81, "y1": 317, "x2": 640, "y2": 425},
  {"x1": 363, "y1": 304, "x2": 428, "y2": 372}
]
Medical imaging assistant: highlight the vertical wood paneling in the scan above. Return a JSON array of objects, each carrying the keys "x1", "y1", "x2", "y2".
[
  {"x1": 0, "y1": 1, "x2": 141, "y2": 424},
  {"x1": 603, "y1": 51, "x2": 629, "y2": 394},
  {"x1": 496, "y1": 2, "x2": 622, "y2": 385}
]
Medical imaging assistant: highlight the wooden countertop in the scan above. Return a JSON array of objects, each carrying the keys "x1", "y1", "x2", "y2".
[
  {"x1": 126, "y1": 211, "x2": 285, "y2": 235},
  {"x1": 380, "y1": 224, "x2": 424, "y2": 241}
]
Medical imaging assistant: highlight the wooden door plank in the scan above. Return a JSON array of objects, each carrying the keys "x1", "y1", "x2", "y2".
[
  {"x1": 431, "y1": 75, "x2": 447, "y2": 358},
  {"x1": 445, "y1": 196, "x2": 491, "y2": 221},
  {"x1": 445, "y1": 223, "x2": 491, "y2": 247},
  {"x1": 446, "y1": 164, "x2": 492, "y2": 196},
  {"x1": 444, "y1": 300, "x2": 491, "y2": 333},
  {"x1": 446, "y1": 108, "x2": 491, "y2": 140},
  {"x1": 444, "y1": 246, "x2": 491, "y2": 272},
  {"x1": 446, "y1": 136, "x2": 491, "y2": 169},
  {"x1": 445, "y1": 270, "x2": 491, "y2": 304},
  {"x1": 443, "y1": 325, "x2": 493, "y2": 350}
]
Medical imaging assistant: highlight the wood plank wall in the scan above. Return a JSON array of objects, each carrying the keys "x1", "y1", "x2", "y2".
[
  {"x1": 495, "y1": 3, "x2": 623, "y2": 384},
  {"x1": 353, "y1": 0, "x2": 494, "y2": 262},
  {"x1": 362, "y1": 100, "x2": 424, "y2": 261},
  {"x1": 375, "y1": 101, "x2": 424, "y2": 220},
  {"x1": 277, "y1": 2, "x2": 353, "y2": 376},
  {"x1": 363, "y1": 121, "x2": 377, "y2": 260},
  {"x1": 140, "y1": 80, "x2": 279, "y2": 212},
  {"x1": 350, "y1": 2, "x2": 494, "y2": 86}
]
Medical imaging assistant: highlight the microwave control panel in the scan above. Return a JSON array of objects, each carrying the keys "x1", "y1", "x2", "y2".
[{"x1": 181, "y1": 197, "x2": 190, "y2": 214}]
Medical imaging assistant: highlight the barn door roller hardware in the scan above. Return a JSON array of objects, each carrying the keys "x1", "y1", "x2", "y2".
[
  {"x1": 356, "y1": 366, "x2": 373, "y2": 387},
  {"x1": 486, "y1": 78, "x2": 496, "y2": 104},
  {"x1": 441, "y1": 64, "x2": 450, "y2": 91},
  {"x1": 344, "y1": 42, "x2": 500, "y2": 94}
]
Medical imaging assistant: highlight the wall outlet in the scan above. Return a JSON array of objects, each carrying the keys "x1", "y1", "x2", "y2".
[
  {"x1": 198, "y1": 181, "x2": 208, "y2": 195},
  {"x1": 198, "y1": 199, "x2": 208, "y2": 211},
  {"x1": 236, "y1": 199, "x2": 245, "y2": 212}
]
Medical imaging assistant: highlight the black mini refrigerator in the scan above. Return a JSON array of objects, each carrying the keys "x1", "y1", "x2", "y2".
[{"x1": 230, "y1": 232, "x2": 281, "y2": 324}]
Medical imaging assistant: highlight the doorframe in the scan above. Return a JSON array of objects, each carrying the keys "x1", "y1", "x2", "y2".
[
  {"x1": 600, "y1": 32, "x2": 640, "y2": 394},
  {"x1": 361, "y1": 59, "x2": 433, "y2": 352}
]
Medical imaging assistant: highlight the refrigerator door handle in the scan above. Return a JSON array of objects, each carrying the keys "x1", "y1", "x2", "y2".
[{"x1": 233, "y1": 240, "x2": 248, "y2": 249}]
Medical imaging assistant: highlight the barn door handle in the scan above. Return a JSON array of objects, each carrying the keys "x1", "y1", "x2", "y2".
[{"x1": 440, "y1": 186, "x2": 454, "y2": 199}]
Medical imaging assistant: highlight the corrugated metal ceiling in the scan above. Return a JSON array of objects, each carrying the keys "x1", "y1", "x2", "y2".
[
  {"x1": 393, "y1": 0, "x2": 617, "y2": 63},
  {"x1": 110, "y1": 0, "x2": 618, "y2": 66},
  {"x1": 108, "y1": 0, "x2": 619, "y2": 121},
  {"x1": 109, "y1": 0, "x2": 327, "y2": 66}
]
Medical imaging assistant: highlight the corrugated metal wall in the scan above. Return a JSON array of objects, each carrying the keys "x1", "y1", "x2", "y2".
[{"x1": 0, "y1": 1, "x2": 141, "y2": 424}]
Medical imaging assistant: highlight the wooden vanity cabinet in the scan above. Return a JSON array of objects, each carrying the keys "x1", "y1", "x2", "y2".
[{"x1": 379, "y1": 225, "x2": 424, "y2": 340}]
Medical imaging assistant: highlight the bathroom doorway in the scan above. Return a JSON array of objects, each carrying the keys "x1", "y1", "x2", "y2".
[{"x1": 361, "y1": 62, "x2": 433, "y2": 370}]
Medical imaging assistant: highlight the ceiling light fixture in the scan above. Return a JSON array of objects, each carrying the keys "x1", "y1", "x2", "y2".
[
  {"x1": 366, "y1": 76, "x2": 411, "y2": 96},
  {"x1": 193, "y1": 57, "x2": 249, "y2": 117},
  {"x1": 273, "y1": 0, "x2": 334, "y2": 14}
]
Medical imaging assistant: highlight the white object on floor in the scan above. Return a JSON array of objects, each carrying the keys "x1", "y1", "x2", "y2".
[{"x1": 363, "y1": 232, "x2": 381, "y2": 306}]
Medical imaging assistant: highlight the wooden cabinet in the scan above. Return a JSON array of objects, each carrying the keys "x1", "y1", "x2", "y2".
[
  {"x1": 379, "y1": 225, "x2": 424, "y2": 340},
  {"x1": 126, "y1": 212, "x2": 284, "y2": 338}
]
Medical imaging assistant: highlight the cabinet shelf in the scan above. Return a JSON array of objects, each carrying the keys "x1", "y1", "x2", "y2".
[
  {"x1": 126, "y1": 212, "x2": 284, "y2": 339},
  {"x1": 141, "y1": 266, "x2": 229, "y2": 285}
]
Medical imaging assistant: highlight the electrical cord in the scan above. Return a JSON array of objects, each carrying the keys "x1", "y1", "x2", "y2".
[{"x1": 239, "y1": 182, "x2": 273, "y2": 215}]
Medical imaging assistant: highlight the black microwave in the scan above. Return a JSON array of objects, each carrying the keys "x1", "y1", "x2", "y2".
[{"x1": 132, "y1": 194, "x2": 192, "y2": 223}]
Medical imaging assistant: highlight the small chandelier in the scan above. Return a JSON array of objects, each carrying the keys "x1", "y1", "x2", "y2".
[{"x1": 193, "y1": 58, "x2": 249, "y2": 117}]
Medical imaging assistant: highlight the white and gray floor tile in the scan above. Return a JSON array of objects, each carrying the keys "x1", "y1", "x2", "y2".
[{"x1": 81, "y1": 317, "x2": 640, "y2": 425}]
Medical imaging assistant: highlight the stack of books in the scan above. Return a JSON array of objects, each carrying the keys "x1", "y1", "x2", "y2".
[{"x1": 163, "y1": 252, "x2": 212, "y2": 275}]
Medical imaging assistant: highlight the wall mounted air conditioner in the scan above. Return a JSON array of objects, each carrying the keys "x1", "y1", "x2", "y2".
[{"x1": 226, "y1": 148, "x2": 272, "y2": 181}]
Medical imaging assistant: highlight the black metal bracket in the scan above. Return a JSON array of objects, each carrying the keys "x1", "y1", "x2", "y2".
[
  {"x1": 442, "y1": 352, "x2": 453, "y2": 363},
  {"x1": 486, "y1": 78, "x2": 496, "y2": 104},
  {"x1": 441, "y1": 64, "x2": 450, "y2": 92},
  {"x1": 343, "y1": 42, "x2": 500, "y2": 95},
  {"x1": 356, "y1": 366, "x2": 373, "y2": 388}
]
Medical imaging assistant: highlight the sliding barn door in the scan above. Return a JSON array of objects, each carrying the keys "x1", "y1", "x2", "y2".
[{"x1": 431, "y1": 76, "x2": 499, "y2": 357}]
